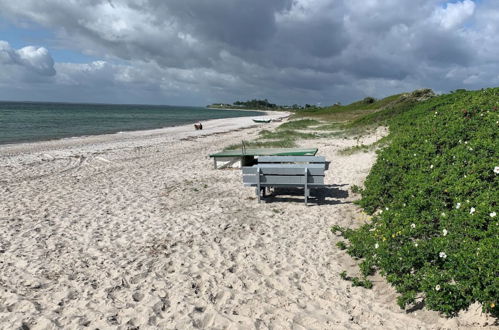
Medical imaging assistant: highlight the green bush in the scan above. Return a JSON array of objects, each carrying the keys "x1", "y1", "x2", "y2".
[
  {"x1": 336, "y1": 88, "x2": 499, "y2": 317},
  {"x1": 363, "y1": 97, "x2": 376, "y2": 104}
]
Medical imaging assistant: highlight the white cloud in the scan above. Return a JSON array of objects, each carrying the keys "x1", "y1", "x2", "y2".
[
  {"x1": 0, "y1": 41, "x2": 56, "y2": 79},
  {"x1": 16, "y1": 46, "x2": 56, "y2": 75},
  {"x1": 433, "y1": 0, "x2": 475, "y2": 30}
]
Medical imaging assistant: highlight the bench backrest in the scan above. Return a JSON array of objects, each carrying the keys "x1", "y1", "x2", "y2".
[{"x1": 242, "y1": 156, "x2": 326, "y2": 187}]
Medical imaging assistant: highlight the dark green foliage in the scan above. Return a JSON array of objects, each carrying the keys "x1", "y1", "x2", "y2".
[
  {"x1": 233, "y1": 99, "x2": 277, "y2": 109},
  {"x1": 351, "y1": 185, "x2": 362, "y2": 194},
  {"x1": 352, "y1": 277, "x2": 374, "y2": 289},
  {"x1": 336, "y1": 241, "x2": 348, "y2": 250},
  {"x1": 363, "y1": 97, "x2": 376, "y2": 104},
  {"x1": 336, "y1": 88, "x2": 499, "y2": 317},
  {"x1": 339, "y1": 270, "x2": 374, "y2": 289}
]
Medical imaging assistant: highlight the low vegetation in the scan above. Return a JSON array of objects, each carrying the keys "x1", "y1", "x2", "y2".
[
  {"x1": 224, "y1": 139, "x2": 296, "y2": 150},
  {"x1": 276, "y1": 119, "x2": 320, "y2": 130},
  {"x1": 333, "y1": 88, "x2": 498, "y2": 317}
]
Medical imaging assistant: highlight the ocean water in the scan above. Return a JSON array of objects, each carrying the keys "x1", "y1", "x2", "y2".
[{"x1": 0, "y1": 101, "x2": 264, "y2": 145}]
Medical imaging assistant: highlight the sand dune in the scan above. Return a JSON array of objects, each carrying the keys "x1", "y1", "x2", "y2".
[{"x1": 0, "y1": 114, "x2": 494, "y2": 329}]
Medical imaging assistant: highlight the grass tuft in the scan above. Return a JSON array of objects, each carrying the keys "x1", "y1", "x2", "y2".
[{"x1": 277, "y1": 119, "x2": 321, "y2": 130}]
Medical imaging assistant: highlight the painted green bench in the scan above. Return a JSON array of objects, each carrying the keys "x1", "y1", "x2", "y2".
[{"x1": 242, "y1": 155, "x2": 327, "y2": 205}]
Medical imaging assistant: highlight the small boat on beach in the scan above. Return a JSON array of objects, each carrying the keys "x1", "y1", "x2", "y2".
[{"x1": 252, "y1": 118, "x2": 272, "y2": 123}]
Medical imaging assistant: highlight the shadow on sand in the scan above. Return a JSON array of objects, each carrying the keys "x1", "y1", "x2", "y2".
[{"x1": 261, "y1": 184, "x2": 351, "y2": 205}]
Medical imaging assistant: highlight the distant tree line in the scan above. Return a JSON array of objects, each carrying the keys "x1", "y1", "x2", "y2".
[
  {"x1": 208, "y1": 98, "x2": 324, "y2": 111},
  {"x1": 233, "y1": 99, "x2": 277, "y2": 109}
]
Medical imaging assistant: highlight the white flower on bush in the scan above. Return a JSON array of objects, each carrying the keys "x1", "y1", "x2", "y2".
[
  {"x1": 385, "y1": 207, "x2": 389, "y2": 211},
  {"x1": 456, "y1": 203, "x2": 461, "y2": 209},
  {"x1": 411, "y1": 223, "x2": 416, "y2": 229},
  {"x1": 430, "y1": 164, "x2": 434, "y2": 169},
  {"x1": 490, "y1": 212, "x2": 497, "y2": 218},
  {"x1": 494, "y1": 166, "x2": 499, "y2": 174},
  {"x1": 375, "y1": 243, "x2": 379, "y2": 249},
  {"x1": 439, "y1": 252, "x2": 447, "y2": 259},
  {"x1": 470, "y1": 207, "x2": 476, "y2": 214},
  {"x1": 435, "y1": 285, "x2": 441, "y2": 291},
  {"x1": 414, "y1": 243, "x2": 418, "y2": 247},
  {"x1": 442, "y1": 229, "x2": 448, "y2": 236}
]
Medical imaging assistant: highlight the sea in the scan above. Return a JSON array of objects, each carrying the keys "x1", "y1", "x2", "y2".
[{"x1": 0, "y1": 101, "x2": 264, "y2": 145}]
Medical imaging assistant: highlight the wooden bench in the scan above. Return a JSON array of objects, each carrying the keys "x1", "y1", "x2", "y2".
[{"x1": 242, "y1": 156, "x2": 327, "y2": 205}]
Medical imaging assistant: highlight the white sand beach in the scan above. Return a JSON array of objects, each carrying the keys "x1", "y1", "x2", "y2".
[{"x1": 0, "y1": 114, "x2": 494, "y2": 329}]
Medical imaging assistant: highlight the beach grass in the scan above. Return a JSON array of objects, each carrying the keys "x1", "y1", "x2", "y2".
[
  {"x1": 224, "y1": 139, "x2": 297, "y2": 150},
  {"x1": 259, "y1": 129, "x2": 318, "y2": 140},
  {"x1": 276, "y1": 119, "x2": 321, "y2": 130},
  {"x1": 226, "y1": 90, "x2": 451, "y2": 157}
]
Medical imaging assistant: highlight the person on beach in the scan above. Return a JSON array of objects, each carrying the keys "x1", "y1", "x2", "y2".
[{"x1": 194, "y1": 122, "x2": 203, "y2": 130}]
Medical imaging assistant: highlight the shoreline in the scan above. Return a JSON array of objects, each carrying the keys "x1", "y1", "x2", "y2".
[
  {"x1": 0, "y1": 107, "x2": 272, "y2": 149},
  {"x1": 207, "y1": 106, "x2": 293, "y2": 112},
  {"x1": 0, "y1": 111, "x2": 289, "y2": 157}
]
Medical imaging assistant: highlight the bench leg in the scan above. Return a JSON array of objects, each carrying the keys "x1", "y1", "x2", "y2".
[
  {"x1": 304, "y1": 168, "x2": 308, "y2": 206},
  {"x1": 257, "y1": 168, "x2": 261, "y2": 203},
  {"x1": 255, "y1": 187, "x2": 265, "y2": 203}
]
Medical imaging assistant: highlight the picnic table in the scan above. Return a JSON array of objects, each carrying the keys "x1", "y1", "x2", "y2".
[{"x1": 209, "y1": 148, "x2": 318, "y2": 169}]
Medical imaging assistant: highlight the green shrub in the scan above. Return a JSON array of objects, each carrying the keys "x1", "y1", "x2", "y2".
[
  {"x1": 363, "y1": 97, "x2": 376, "y2": 104},
  {"x1": 336, "y1": 88, "x2": 499, "y2": 317},
  {"x1": 336, "y1": 241, "x2": 348, "y2": 250},
  {"x1": 351, "y1": 185, "x2": 362, "y2": 194},
  {"x1": 339, "y1": 270, "x2": 373, "y2": 289}
]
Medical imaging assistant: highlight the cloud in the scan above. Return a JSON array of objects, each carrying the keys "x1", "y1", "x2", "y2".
[
  {"x1": 16, "y1": 46, "x2": 56, "y2": 75},
  {"x1": 0, "y1": 41, "x2": 55, "y2": 76},
  {"x1": 0, "y1": 0, "x2": 497, "y2": 105},
  {"x1": 433, "y1": 0, "x2": 476, "y2": 30}
]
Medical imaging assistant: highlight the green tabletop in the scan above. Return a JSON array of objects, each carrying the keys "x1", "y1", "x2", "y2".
[{"x1": 209, "y1": 148, "x2": 318, "y2": 158}]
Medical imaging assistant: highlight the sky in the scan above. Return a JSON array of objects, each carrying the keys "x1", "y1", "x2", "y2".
[{"x1": 0, "y1": 0, "x2": 498, "y2": 106}]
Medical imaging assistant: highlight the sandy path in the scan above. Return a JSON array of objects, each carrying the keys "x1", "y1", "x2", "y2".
[{"x1": 0, "y1": 115, "x2": 493, "y2": 329}]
